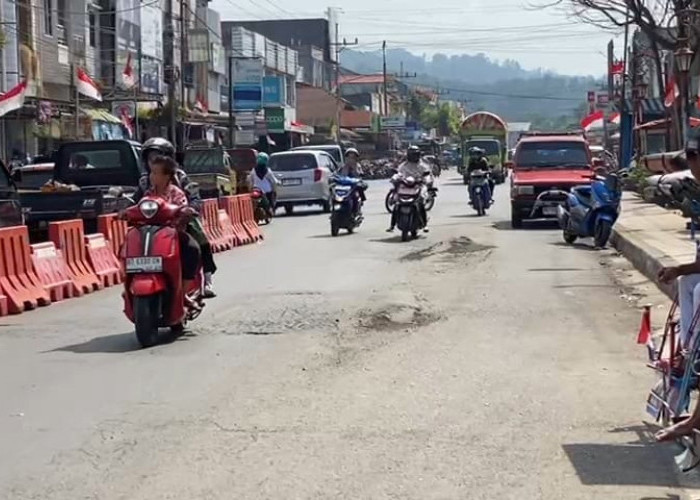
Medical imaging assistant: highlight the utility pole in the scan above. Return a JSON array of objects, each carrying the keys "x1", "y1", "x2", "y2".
[
  {"x1": 228, "y1": 56, "x2": 234, "y2": 147},
  {"x1": 382, "y1": 40, "x2": 388, "y2": 116},
  {"x1": 165, "y1": 0, "x2": 177, "y2": 148},
  {"x1": 329, "y1": 13, "x2": 358, "y2": 143}
]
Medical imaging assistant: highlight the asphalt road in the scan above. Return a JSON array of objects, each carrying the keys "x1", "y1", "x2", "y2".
[{"x1": 0, "y1": 173, "x2": 693, "y2": 499}]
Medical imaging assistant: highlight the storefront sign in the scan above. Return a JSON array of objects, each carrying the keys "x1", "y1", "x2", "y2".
[
  {"x1": 263, "y1": 76, "x2": 286, "y2": 108},
  {"x1": 380, "y1": 116, "x2": 406, "y2": 129},
  {"x1": 265, "y1": 108, "x2": 286, "y2": 133},
  {"x1": 232, "y1": 58, "x2": 263, "y2": 111}
]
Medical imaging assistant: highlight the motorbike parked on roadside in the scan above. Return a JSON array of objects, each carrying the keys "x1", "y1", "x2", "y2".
[
  {"x1": 392, "y1": 175, "x2": 426, "y2": 241},
  {"x1": 557, "y1": 172, "x2": 621, "y2": 248},
  {"x1": 122, "y1": 196, "x2": 205, "y2": 348},
  {"x1": 251, "y1": 187, "x2": 273, "y2": 225},
  {"x1": 468, "y1": 169, "x2": 492, "y2": 216},
  {"x1": 330, "y1": 175, "x2": 366, "y2": 236}
]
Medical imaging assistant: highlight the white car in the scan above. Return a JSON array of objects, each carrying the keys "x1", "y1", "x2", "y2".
[{"x1": 269, "y1": 150, "x2": 338, "y2": 215}]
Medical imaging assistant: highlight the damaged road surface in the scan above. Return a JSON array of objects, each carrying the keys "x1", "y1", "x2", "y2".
[{"x1": 0, "y1": 178, "x2": 693, "y2": 499}]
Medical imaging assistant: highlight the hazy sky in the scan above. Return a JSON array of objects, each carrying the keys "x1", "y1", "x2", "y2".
[{"x1": 210, "y1": 0, "x2": 621, "y2": 76}]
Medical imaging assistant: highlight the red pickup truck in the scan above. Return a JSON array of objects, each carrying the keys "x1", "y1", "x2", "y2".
[{"x1": 510, "y1": 132, "x2": 598, "y2": 228}]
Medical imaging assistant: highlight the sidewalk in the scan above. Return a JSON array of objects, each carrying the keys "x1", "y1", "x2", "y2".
[{"x1": 611, "y1": 192, "x2": 697, "y2": 298}]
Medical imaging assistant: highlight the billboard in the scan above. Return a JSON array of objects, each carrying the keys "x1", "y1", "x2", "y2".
[
  {"x1": 263, "y1": 76, "x2": 286, "y2": 107},
  {"x1": 140, "y1": 0, "x2": 162, "y2": 95},
  {"x1": 232, "y1": 58, "x2": 263, "y2": 111},
  {"x1": 380, "y1": 116, "x2": 406, "y2": 129}
]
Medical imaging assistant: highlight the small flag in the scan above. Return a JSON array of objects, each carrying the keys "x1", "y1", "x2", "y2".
[
  {"x1": 194, "y1": 96, "x2": 208, "y2": 114},
  {"x1": 119, "y1": 107, "x2": 133, "y2": 138},
  {"x1": 121, "y1": 53, "x2": 136, "y2": 90},
  {"x1": 76, "y1": 67, "x2": 102, "y2": 102},
  {"x1": 609, "y1": 112, "x2": 621, "y2": 125},
  {"x1": 665, "y1": 77, "x2": 679, "y2": 108},
  {"x1": 0, "y1": 80, "x2": 27, "y2": 117},
  {"x1": 610, "y1": 60, "x2": 624, "y2": 75},
  {"x1": 581, "y1": 110, "x2": 604, "y2": 131}
]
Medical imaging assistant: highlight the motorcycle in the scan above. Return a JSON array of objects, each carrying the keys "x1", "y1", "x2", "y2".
[
  {"x1": 122, "y1": 196, "x2": 204, "y2": 348},
  {"x1": 386, "y1": 170, "x2": 436, "y2": 213},
  {"x1": 557, "y1": 173, "x2": 621, "y2": 248},
  {"x1": 468, "y1": 169, "x2": 491, "y2": 216},
  {"x1": 330, "y1": 175, "x2": 366, "y2": 236},
  {"x1": 251, "y1": 187, "x2": 273, "y2": 225},
  {"x1": 393, "y1": 176, "x2": 425, "y2": 242}
]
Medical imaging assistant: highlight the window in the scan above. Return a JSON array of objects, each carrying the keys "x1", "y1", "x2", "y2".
[
  {"x1": 88, "y1": 12, "x2": 96, "y2": 47},
  {"x1": 268, "y1": 154, "x2": 317, "y2": 172},
  {"x1": 43, "y1": 0, "x2": 53, "y2": 36},
  {"x1": 465, "y1": 140, "x2": 500, "y2": 156},
  {"x1": 516, "y1": 141, "x2": 589, "y2": 169}
]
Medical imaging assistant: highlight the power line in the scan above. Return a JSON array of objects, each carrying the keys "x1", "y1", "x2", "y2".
[
  {"x1": 8, "y1": 0, "x2": 160, "y2": 16},
  {"x1": 413, "y1": 84, "x2": 584, "y2": 101}
]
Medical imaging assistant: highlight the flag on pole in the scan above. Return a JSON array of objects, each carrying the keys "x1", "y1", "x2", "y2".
[
  {"x1": 76, "y1": 67, "x2": 102, "y2": 101},
  {"x1": 119, "y1": 107, "x2": 133, "y2": 138},
  {"x1": 194, "y1": 96, "x2": 208, "y2": 114},
  {"x1": 610, "y1": 60, "x2": 625, "y2": 75},
  {"x1": 609, "y1": 112, "x2": 621, "y2": 125},
  {"x1": 121, "y1": 53, "x2": 136, "y2": 90},
  {"x1": 581, "y1": 110, "x2": 605, "y2": 131},
  {"x1": 664, "y1": 77, "x2": 679, "y2": 108},
  {"x1": 0, "y1": 80, "x2": 28, "y2": 117}
]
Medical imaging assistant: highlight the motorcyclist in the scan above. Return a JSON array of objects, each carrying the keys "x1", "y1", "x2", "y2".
[
  {"x1": 338, "y1": 148, "x2": 367, "y2": 214},
  {"x1": 386, "y1": 145, "x2": 429, "y2": 233},
  {"x1": 134, "y1": 137, "x2": 217, "y2": 298},
  {"x1": 249, "y1": 152, "x2": 278, "y2": 216},
  {"x1": 467, "y1": 147, "x2": 494, "y2": 201}
]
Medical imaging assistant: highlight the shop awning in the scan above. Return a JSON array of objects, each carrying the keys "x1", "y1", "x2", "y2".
[
  {"x1": 635, "y1": 117, "x2": 700, "y2": 131},
  {"x1": 81, "y1": 108, "x2": 122, "y2": 124}
]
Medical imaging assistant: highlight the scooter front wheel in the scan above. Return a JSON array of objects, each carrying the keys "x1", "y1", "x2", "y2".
[
  {"x1": 563, "y1": 230, "x2": 577, "y2": 244},
  {"x1": 385, "y1": 190, "x2": 396, "y2": 213},
  {"x1": 594, "y1": 219, "x2": 613, "y2": 248},
  {"x1": 134, "y1": 295, "x2": 161, "y2": 348}
]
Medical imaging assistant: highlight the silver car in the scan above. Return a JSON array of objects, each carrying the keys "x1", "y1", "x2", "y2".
[
  {"x1": 290, "y1": 144, "x2": 344, "y2": 168},
  {"x1": 269, "y1": 150, "x2": 338, "y2": 215}
]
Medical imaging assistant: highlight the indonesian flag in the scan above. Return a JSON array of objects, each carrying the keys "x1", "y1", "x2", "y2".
[
  {"x1": 665, "y1": 77, "x2": 679, "y2": 108},
  {"x1": 609, "y1": 112, "x2": 621, "y2": 125},
  {"x1": 121, "y1": 53, "x2": 136, "y2": 90},
  {"x1": 610, "y1": 60, "x2": 624, "y2": 75},
  {"x1": 0, "y1": 80, "x2": 27, "y2": 117},
  {"x1": 581, "y1": 110, "x2": 604, "y2": 131},
  {"x1": 119, "y1": 107, "x2": 133, "y2": 138},
  {"x1": 76, "y1": 67, "x2": 102, "y2": 101},
  {"x1": 194, "y1": 96, "x2": 208, "y2": 114}
]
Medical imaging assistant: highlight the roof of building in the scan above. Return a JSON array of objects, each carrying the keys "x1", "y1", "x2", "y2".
[{"x1": 339, "y1": 74, "x2": 389, "y2": 85}]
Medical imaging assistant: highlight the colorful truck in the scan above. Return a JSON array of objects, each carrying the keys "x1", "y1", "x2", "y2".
[{"x1": 460, "y1": 112, "x2": 508, "y2": 184}]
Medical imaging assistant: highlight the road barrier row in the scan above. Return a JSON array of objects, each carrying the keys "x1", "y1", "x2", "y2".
[{"x1": 0, "y1": 194, "x2": 262, "y2": 316}]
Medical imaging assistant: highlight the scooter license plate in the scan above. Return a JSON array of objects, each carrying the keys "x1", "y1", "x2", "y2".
[
  {"x1": 542, "y1": 206, "x2": 559, "y2": 216},
  {"x1": 126, "y1": 256, "x2": 163, "y2": 273}
]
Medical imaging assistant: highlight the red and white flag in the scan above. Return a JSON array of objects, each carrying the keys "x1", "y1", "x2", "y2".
[
  {"x1": 194, "y1": 96, "x2": 208, "y2": 114},
  {"x1": 76, "y1": 67, "x2": 102, "y2": 101},
  {"x1": 0, "y1": 80, "x2": 28, "y2": 117},
  {"x1": 609, "y1": 112, "x2": 621, "y2": 125},
  {"x1": 121, "y1": 53, "x2": 136, "y2": 90},
  {"x1": 664, "y1": 77, "x2": 679, "y2": 108},
  {"x1": 610, "y1": 60, "x2": 625, "y2": 75},
  {"x1": 581, "y1": 110, "x2": 604, "y2": 131},
  {"x1": 119, "y1": 107, "x2": 133, "y2": 138}
]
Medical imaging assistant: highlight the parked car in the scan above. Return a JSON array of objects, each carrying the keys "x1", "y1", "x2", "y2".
[
  {"x1": 268, "y1": 150, "x2": 338, "y2": 214},
  {"x1": 291, "y1": 144, "x2": 344, "y2": 167}
]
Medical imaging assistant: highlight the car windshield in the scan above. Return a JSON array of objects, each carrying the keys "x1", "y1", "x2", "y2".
[
  {"x1": 516, "y1": 141, "x2": 589, "y2": 168},
  {"x1": 182, "y1": 150, "x2": 228, "y2": 174},
  {"x1": 465, "y1": 140, "x2": 500, "y2": 156},
  {"x1": 269, "y1": 154, "x2": 318, "y2": 172},
  {"x1": 295, "y1": 146, "x2": 341, "y2": 164}
]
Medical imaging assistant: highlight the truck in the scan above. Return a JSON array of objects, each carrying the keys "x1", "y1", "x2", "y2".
[
  {"x1": 460, "y1": 112, "x2": 508, "y2": 185},
  {"x1": 15, "y1": 140, "x2": 143, "y2": 239},
  {"x1": 509, "y1": 131, "x2": 598, "y2": 228},
  {"x1": 180, "y1": 146, "x2": 235, "y2": 199}
]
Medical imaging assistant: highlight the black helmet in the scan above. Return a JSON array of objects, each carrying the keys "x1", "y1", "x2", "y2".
[
  {"x1": 142, "y1": 137, "x2": 176, "y2": 163},
  {"x1": 406, "y1": 145, "x2": 421, "y2": 163}
]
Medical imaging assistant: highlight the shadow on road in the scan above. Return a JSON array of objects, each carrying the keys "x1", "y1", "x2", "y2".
[
  {"x1": 369, "y1": 235, "x2": 420, "y2": 244},
  {"x1": 492, "y1": 220, "x2": 559, "y2": 231},
  {"x1": 46, "y1": 329, "x2": 191, "y2": 354},
  {"x1": 549, "y1": 241, "x2": 600, "y2": 252},
  {"x1": 562, "y1": 442, "x2": 683, "y2": 488}
]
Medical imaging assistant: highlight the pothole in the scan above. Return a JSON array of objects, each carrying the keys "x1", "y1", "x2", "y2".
[
  {"x1": 357, "y1": 304, "x2": 440, "y2": 332},
  {"x1": 400, "y1": 237, "x2": 494, "y2": 262}
]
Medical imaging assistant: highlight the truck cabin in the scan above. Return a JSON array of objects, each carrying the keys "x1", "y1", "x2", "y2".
[
  {"x1": 55, "y1": 140, "x2": 144, "y2": 188},
  {"x1": 464, "y1": 139, "x2": 502, "y2": 162},
  {"x1": 181, "y1": 148, "x2": 231, "y2": 176}
]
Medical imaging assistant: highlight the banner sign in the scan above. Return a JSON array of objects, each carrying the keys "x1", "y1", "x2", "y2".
[{"x1": 232, "y1": 58, "x2": 263, "y2": 111}]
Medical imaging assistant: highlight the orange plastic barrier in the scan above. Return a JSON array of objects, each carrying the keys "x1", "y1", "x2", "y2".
[
  {"x1": 30, "y1": 242, "x2": 77, "y2": 301},
  {"x1": 238, "y1": 194, "x2": 263, "y2": 242},
  {"x1": 218, "y1": 209, "x2": 236, "y2": 247},
  {"x1": 85, "y1": 233, "x2": 122, "y2": 287},
  {"x1": 0, "y1": 225, "x2": 51, "y2": 314},
  {"x1": 0, "y1": 294, "x2": 7, "y2": 317},
  {"x1": 49, "y1": 220, "x2": 102, "y2": 294},
  {"x1": 219, "y1": 196, "x2": 250, "y2": 246},
  {"x1": 201, "y1": 199, "x2": 232, "y2": 252},
  {"x1": 97, "y1": 213, "x2": 127, "y2": 258}
]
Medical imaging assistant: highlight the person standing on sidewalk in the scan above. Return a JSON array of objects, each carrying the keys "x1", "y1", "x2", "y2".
[{"x1": 656, "y1": 135, "x2": 700, "y2": 441}]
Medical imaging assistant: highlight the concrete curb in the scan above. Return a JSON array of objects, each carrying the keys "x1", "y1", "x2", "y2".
[{"x1": 610, "y1": 223, "x2": 679, "y2": 299}]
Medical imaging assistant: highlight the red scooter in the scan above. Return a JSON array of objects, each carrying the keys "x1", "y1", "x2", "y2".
[
  {"x1": 121, "y1": 196, "x2": 204, "y2": 348},
  {"x1": 251, "y1": 187, "x2": 273, "y2": 224}
]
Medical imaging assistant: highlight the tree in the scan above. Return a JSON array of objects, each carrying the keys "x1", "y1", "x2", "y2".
[{"x1": 421, "y1": 102, "x2": 461, "y2": 138}]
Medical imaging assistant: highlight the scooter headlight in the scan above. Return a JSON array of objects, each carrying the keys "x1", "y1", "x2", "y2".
[{"x1": 139, "y1": 200, "x2": 159, "y2": 219}]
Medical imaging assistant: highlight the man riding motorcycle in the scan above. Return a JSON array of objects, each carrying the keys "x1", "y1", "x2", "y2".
[
  {"x1": 467, "y1": 147, "x2": 494, "y2": 201},
  {"x1": 133, "y1": 137, "x2": 217, "y2": 298},
  {"x1": 387, "y1": 145, "x2": 429, "y2": 233},
  {"x1": 339, "y1": 148, "x2": 367, "y2": 214}
]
